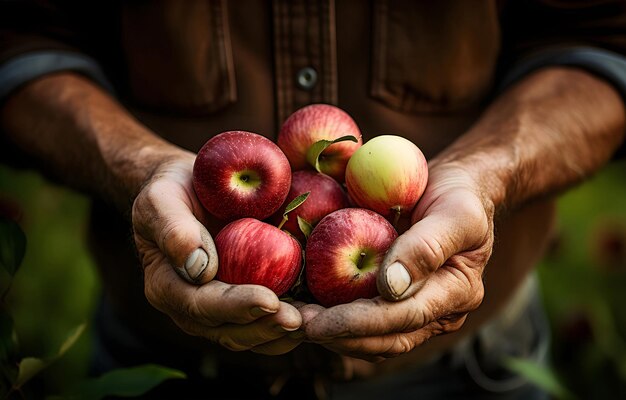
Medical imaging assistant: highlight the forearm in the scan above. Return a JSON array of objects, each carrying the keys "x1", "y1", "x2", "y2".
[
  {"x1": 0, "y1": 72, "x2": 191, "y2": 211},
  {"x1": 433, "y1": 67, "x2": 626, "y2": 212}
]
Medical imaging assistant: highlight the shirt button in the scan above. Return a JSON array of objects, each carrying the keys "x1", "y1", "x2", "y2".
[{"x1": 296, "y1": 67, "x2": 318, "y2": 90}]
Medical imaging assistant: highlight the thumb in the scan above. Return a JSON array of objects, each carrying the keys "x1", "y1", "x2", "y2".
[
  {"x1": 377, "y1": 205, "x2": 484, "y2": 301},
  {"x1": 133, "y1": 181, "x2": 219, "y2": 284}
]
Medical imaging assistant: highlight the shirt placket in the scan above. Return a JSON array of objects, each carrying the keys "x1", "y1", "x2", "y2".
[{"x1": 273, "y1": 0, "x2": 338, "y2": 125}]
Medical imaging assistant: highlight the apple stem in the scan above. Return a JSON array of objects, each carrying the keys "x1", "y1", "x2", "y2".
[
  {"x1": 392, "y1": 207, "x2": 401, "y2": 228},
  {"x1": 277, "y1": 216, "x2": 288, "y2": 231},
  {"x1": 357, "y1": 252, "x2": 367, "y2": 269}
]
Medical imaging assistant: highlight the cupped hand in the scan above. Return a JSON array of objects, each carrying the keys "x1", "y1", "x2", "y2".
[
  {"x1": 300, "y1": 165, "x2": 495, "y2": 361},
  {"x1": 132, "y1": 153, "x2": 303, "y2": 354}
]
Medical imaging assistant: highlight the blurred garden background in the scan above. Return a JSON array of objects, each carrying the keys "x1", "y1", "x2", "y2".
[{"x1": 1, "y1": 159, "x2": 626, "y2": 399}]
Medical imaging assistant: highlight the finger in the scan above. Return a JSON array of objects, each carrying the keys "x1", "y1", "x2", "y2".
[
  {"x1": 298, "y1": 303, "x2": 326, "y2": 327},
  {"x1": 306, "y1": 264, "x2": 484, "y2": 340},
  {"x1": 377, "y1": 192, "x2": 490, "y2": 301},
  {"x1": 316, "y1": 315, "x2": 468, "y2": 359},
  {"x1": 250, "y1": 332, "x2": 304, "y2": 355},
  {"x1": 199, "y1": 302, "x2": 303, "y2": 352},
  {"x1": 144, "y1": 258, "x2": 280, "y2": 326},
  {"x1": 133, "y1": 178, "x2": 218, "y2": 284}
]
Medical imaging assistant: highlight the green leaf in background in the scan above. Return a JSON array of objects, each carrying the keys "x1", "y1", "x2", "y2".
[
  {"x1": 504, "y1": 357, "x2": 576, "y2": 400},
  {"x1": 297, "y1": 216, "x2": 313, "y2": 239},
  {"x1": 16, "y1": 357, "x2": 46, "y2": 389},
  {"x1": 14, "y1": 323, "x2": 86, "y2": 390},
  {"x1": 305, "y1": 136, "x2": 358, "y2": 173},
  {"x1": 0, "y1": 218, "x2": 26, "y2": 277},
  {"x1": 70, "y1": 364, "x2": 186, "y2": 400}
]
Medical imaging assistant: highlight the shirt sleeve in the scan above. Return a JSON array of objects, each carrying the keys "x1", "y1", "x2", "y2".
[
  {"x1": 0, "y1": 50, "x2": 114, "y2": 102},
  {"x1": 499, "y1": 0, "x2": 626, "y2": 158},
  {"x1": 0, "y1": 0, "x2": 115, "y2": 103}
]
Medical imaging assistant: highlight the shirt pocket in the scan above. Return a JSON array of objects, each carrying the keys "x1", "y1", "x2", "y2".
[
  {"x1": 370, "y1": 0, "x2": 500, "y2": 114},
  {"x1": 121, "y1": 0, "x2": 236, "y2": 115}
]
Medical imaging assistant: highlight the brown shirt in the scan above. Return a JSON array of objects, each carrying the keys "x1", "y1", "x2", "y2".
[{"x1": 2, "y1": 0, "x2": 626, "y2": 381}]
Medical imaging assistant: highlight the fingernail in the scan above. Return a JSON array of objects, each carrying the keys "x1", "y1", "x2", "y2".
[
  {"x1": 250, "y1": 306, "x2": 276, "y2": 318},
  {"x1": 185, "y1": 248, "x2": 208, "y2": 281},
  {"x1": 386, "y1": 262, "x2": 411, "y2": 298},
  {"x1": 275, "y1": 325, "x2": 299, "y2": 333}
]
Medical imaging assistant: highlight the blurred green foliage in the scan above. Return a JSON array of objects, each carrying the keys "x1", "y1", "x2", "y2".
[
  {"x1": 0, "y1": 166, "x2": 99, "y2": 397},
  {"x1": 1, "y1": 160, "x2": 626, "y2": 397}
]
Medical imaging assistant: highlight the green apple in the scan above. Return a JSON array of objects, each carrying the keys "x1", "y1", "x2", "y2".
[{"x1": 345, "y1": 135, "x2": 428, "y2": 222}]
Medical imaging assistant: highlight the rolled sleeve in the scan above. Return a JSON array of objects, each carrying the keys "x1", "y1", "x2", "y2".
[{"x1": 0, "y1": 50, "x2": 114, "y2": 103}]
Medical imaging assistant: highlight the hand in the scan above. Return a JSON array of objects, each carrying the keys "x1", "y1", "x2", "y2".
[
  {"x1": 132, "y1": 153, "x2": 303, "y2": 354},
  {"x1": 300, "y1": 165, "x2": 494, "y2": 361}
]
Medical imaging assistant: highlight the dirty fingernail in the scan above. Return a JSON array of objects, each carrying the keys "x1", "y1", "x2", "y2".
[
  {"x1": 275, "y1": 325, "x2": 299, "y2": 333},
  {"x1": 184, "y1": 248, "x2": 208, "y2": 281},
  {"x1": 386, "y1": 262, "x2": 411, "y2": 298}
]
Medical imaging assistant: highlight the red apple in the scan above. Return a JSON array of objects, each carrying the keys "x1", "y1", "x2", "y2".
[
  {"x1": 215, "y1": 218, "x2": 302, "y2": 296},
  {"x1": 270, "y1": 170, "x2": 350, "y2": 242},
  {"x1": 306, "y1": 208, "x2": 398, "y2": 307},
  {"x1": 345, "y1": 135, "x2": 428, "y2": 223},
  {"x1": 193, "y1": 131, "x2": 291, "y2": 221},
  {"x1": 277, "y1": 104, "x2": 363, "y2": 182}
]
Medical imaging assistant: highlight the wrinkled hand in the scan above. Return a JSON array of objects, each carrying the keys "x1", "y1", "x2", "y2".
[
  {"x1": 301, "y1": 165, "x2": 495, "y2": 361},
  {"x1": 132, "y1": 153, "x2": 303, "y2": 354}
]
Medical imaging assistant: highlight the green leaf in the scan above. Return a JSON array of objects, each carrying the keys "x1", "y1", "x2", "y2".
[
  {"x1": 297, "y1": 216, "x2": 313, "y2": 239},
  {"x1": 71, "y1": 364, "x2": 186, "y2": 400},
  {"x1": 305, "y1": 136, "x2": 358, "y2": 173},
  {"x1": 56, "y1": 323, "x2": 86, "y2": 358},
  {"x1": 504, "y1": 357, "x2": 576, "y2": 400},
  {"x1": 14, "y1": 323, "x2": 86, "y2": 389},
  {"x1": 283, "y1": 192, "x2": 310, "y2": 218},
  {"x1": 0, "y1": 218, "x2": 26, "y2": 277},
  {"x1": 15, "y1": 357, "x2": 46, "y2": 389}
]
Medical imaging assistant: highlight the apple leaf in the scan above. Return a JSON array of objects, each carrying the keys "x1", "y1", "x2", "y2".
[
  {"x1": 69, "y1": 364, "x2": 186, "y2": 400},
  {"x1": 297, "y1": 216, "x2": 313, "y2": 239},
  {"x1": 283, "y1": 192, "x2": 310, "y2": 217},
  {"x1": 278, "y1": 192, "x2": 310, "y2": 231},
  {"x1": 0, "y1": 218, "x2": 26, "y2": 277},
  {"x1": 306, "y1": 135, "x2": 358, "y2": 174}
]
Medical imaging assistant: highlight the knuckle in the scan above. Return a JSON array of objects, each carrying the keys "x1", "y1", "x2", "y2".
[
  {"x1": 411, "y1": 235, "x2": 445, "y2": 273},
  {"x1": 437, "y1": 313, "x2": 468, "y2": 334},
  {"x1": 385, "y1": 335, "x2": 415, "y2": 357}
]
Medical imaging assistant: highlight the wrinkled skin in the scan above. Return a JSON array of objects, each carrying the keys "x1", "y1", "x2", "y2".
[
  {"x1": 132, "y1": 155, "x2": 304, "y2": 354},
  {"x1": 299, "y1": 165, "x2": 494, "y2": 361}
]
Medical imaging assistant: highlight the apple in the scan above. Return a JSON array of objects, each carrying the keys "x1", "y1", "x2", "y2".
[
  {"x1": 345, "y1": 135, "x2": 428, "y2": 223},
  {"x1": 305, "y1": 208, "x2": 398, "y2": 307},
  {"x1": 193, "y1": 131, "x2": 291, "y2": 221},
  {"x1": 277, "y1": 104, "x2": 363, "y2": 182},
  {"x1": 270, "y1": 170, "x2": 350, "y2": 242},
  {"x1": 215, "y1": 218, "x2": 302, "y2": 296}
]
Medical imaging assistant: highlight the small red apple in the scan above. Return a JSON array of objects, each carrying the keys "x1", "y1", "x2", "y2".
[
  {"x1": 215, "y1": 218, "x2": 302, "y2": 296},
  {"x1": 306, "y1": 208, "x2": 398, "y2": 307},
  {"x1": 346, "y1": 135, "x2": 428, "y2": 223},
  {"x1": 270, "y1": 170, "x2": 350, "y2": 242},
  {"x1": 193, "y1": 131, "x2": 291, "y2": 221},
  {"x1": 277, "y1": 104, "x2": 362, "y2": 182}
]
